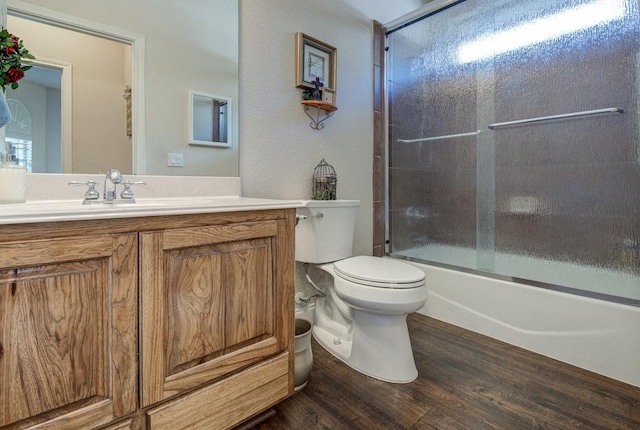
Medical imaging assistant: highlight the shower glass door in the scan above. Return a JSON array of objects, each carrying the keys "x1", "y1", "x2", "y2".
[{"x1": 387, "y1": 0, "x2": 640, "y2": 301}]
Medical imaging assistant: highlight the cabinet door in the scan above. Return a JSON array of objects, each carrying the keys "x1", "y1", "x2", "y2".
[
  {"x1": 0, "y1": 234, "x2": 138, "y2": 429},
  {"x1": 140, "y1": 219, "x2": 294, "y2": 407}
]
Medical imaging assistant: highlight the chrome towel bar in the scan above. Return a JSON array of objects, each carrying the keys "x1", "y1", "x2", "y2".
[
  {"x1": 488, "y1": 107, "x2": 623, "y2": 129},
  {"x1": 397, "y1": 130, "x2": 481, "y2": 143},
  {"x1": 397, "y1": 108, "x2": 623, "y2": 142}
]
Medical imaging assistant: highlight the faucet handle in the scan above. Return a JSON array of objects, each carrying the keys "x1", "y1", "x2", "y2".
[
  {"x1": 120, "y1": 180, "x2": 147, "y2": 201},
  {"x1": 68, "y1": 180, "x2": 100, "y2": 202}
]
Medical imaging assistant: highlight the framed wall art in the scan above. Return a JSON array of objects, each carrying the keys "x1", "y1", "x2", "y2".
[{"x1": 295, "y1": 32, "x2": 337, "y2": 92}]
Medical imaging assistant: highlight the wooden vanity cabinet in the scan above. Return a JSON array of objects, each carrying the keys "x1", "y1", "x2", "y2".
[{"x1": 0, "y1": 208, "x2": 295, "y2": 430}]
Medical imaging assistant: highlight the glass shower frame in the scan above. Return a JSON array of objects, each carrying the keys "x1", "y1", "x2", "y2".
[{"x1": 384, "y1": 0, "x2": 640, "y2": 305}]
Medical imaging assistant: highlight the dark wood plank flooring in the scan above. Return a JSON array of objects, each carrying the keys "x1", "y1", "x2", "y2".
[{"x1": 256, "y1": 314, "x2": 640, "y2": 429}]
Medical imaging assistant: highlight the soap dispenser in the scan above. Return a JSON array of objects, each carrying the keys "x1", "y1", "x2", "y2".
[{"x1": 0, "y1": 147, "x2": 27, "y2": 203}]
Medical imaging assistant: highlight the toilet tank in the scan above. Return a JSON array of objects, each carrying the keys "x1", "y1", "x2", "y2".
[{"x1": 295, "y1": 200, "x2": 360, "y2": 264}]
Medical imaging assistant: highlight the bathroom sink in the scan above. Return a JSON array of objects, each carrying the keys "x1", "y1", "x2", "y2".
[{"x1": 2, "y1": 174, "x2": 301, "y2": 225}]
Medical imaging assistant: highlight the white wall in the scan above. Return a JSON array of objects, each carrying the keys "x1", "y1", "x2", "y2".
[{"x1": 239, "y1": 0, "x2": 372, "y2": 254}]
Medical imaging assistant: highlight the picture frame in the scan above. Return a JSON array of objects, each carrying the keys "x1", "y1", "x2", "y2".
[
  {"x1": 296, "y1": 32, "x2": 337, "y2": 92},
  {"x1": 322, "y1": 88, "x2": 336, "y2": 105}
]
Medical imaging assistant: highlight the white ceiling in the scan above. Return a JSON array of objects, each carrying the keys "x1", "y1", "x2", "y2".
[{"x1": 341, "y1": 0, "x2": 430, "y2": 24}]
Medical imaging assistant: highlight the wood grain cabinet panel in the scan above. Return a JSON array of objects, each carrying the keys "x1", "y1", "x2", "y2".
[
  {"x1": 140, "y1": 219, "x2": 293, "y2": 408},
  {"x1": 166, "y1": 248, "x2": 226, "y2": 375},
  {"x1": 0, "y1": 234, "x2": 138, "y2": 429},
  {"x1": 223, "y1": 238, "x2": 273, "y2": 348}
]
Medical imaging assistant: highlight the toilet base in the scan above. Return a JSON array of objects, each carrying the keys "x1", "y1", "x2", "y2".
[{"x1": 313, "y1": 308, "x2": 418, "y2": 383}]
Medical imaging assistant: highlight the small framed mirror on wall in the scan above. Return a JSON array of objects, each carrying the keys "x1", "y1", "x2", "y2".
[{"x1": 189, "y1": 91, "x2": 231, "y2": 148}]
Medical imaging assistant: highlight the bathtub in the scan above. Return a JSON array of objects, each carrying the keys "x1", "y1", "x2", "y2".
[{"x1": 410, "y1": 261, "x2": 640, "y2": 388}]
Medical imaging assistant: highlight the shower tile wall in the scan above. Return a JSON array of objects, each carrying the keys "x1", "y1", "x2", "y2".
[{"x1": 373, "y1": 20, "x2": 385, "y2": 257}]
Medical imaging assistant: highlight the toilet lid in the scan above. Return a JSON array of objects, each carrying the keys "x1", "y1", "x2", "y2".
[{"x1": 333, "y1": 256, "x2": 426, "y2": 289}]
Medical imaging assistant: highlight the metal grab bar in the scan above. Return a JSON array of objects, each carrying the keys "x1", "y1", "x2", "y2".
[
  {"x1": 488, "y1": 107, "x2": 623, "y2": 129},
  {"x1": 397, "y1": 130, "x2": 481, "y2": 143}
]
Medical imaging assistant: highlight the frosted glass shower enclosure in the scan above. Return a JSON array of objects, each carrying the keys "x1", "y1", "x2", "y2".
[{"x1": 387, "y1": 0, "x2": 640, "y2": 302}]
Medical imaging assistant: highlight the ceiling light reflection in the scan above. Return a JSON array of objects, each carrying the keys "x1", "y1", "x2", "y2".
[{"x1": 458, "y1": 0, "x2": 627, "y2": 64}]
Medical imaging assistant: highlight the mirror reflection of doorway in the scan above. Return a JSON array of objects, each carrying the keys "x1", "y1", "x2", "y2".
[
  {"x1": 6, "y1": 65, "x2": 62, "y2": 173},
  {"x1": 193, "y1": 96, "x2": 228, "y2": 143},
  {"x1": 7, "y1": 12, "x2": 133, "y2": 174},
  {"x1": 188, "y1": 91, "x2": 232, "y2": 148}
]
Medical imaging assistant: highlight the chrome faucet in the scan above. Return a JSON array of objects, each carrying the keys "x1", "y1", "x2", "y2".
[
  {"x1": 69, "y1": 169, "x2": 145, "y2": 204},
  {"x1": 103, "y1": 169, "x2": 123, "y2": 201}
]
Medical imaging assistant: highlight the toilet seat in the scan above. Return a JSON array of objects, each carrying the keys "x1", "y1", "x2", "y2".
[{"x1": 333, "y1": 256, "x2": 425, "y2": 289}]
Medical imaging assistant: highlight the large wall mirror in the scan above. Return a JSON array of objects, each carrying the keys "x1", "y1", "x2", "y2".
[{"x1": 3, "y1": 0, "x2": 239, "y2": 177}]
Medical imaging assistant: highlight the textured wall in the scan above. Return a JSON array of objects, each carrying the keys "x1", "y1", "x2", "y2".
[{"x1": 239, "y1": 0, "x2": 379, "y2": 255}]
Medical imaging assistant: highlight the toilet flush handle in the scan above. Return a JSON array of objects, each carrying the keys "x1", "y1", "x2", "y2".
[{"x1": 295, "y1": 212, "x2": 323, "y2": 226}]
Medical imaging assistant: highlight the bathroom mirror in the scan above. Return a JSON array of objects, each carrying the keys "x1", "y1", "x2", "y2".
[
  {"x1": 3, "y1": 0, "x2": 239, "y2": 177},
  {"x1": 189, "y1": 91, "x2": 231, "y2": 148},
  {"x1": 6, "y1": 11, "x2": 137, "y2": 174}
]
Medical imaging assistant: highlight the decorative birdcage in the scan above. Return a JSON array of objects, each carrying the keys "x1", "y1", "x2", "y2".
[{"x1": 312, "y1": 158, "x2": 337, "y2": 200}]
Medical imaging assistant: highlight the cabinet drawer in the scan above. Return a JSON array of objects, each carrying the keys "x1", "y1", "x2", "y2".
[
  {"x1": 98, "y1": 414, "x2": 146, "y2": 430},
  {"x1": 147, "y1": 352, "x2": 290, "y2": 430},
  {"x1": 99, "y1": 418, "x2": 133, "y2": 430}
]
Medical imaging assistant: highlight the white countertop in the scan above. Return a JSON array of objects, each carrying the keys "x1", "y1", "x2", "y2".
[
  {"x1": 0, "y1": 196, "x2": 303, "y2": 225},
  {"x1": 0, "y1": 174, "x2": 302, "y2": 225}
]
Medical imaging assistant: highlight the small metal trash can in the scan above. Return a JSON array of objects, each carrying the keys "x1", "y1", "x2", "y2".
[{"x1": 294, "y1": 319, "x2": 313, "y2": 391}]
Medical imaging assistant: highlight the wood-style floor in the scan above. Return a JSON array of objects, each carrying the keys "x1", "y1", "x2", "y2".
[{"x1": 256, "y1": 314, "x2": 640, "y2": 429}]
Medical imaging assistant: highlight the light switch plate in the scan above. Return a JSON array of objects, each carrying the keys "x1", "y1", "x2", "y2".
[{"x1": 168, "y1": 153, "x2": 184, "y2": 167}]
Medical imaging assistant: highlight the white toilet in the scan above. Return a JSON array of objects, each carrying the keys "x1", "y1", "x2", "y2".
[{"x1": 296, "y1": 199, "x2": 427, "y2": 383}]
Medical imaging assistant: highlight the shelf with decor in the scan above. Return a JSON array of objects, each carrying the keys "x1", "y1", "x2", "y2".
[
  {"x1": 301, "y1": 100, "x2": 338, "y2": 130},
  {"x1": 295, "y1": 31, "x2": 338, "y2": 130}
]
